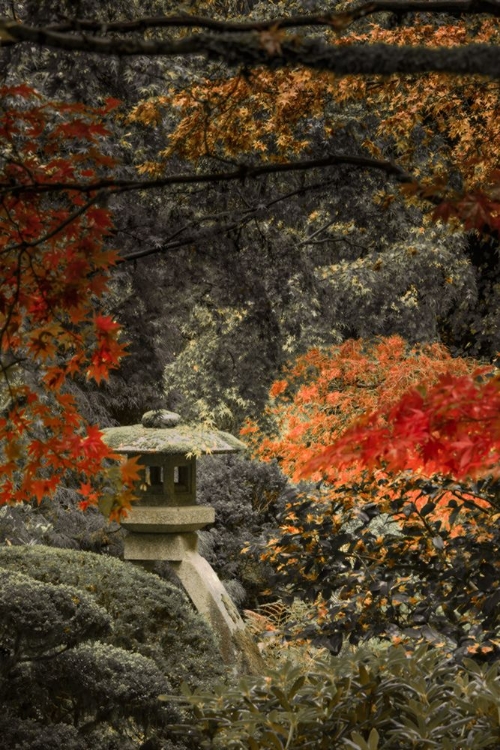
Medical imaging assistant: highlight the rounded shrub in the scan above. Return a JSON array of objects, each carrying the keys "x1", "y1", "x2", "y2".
[
  {"x1": 0, "y1": 545, "x2": 225, "y2": 749},
  {"x1": 0, "y1": 569, "x2": 111, "y2": 662},
  {"x1": 0, "y1": 713, "x2": 85, "y2": 750},
  {"x1": 0, "y1": 544, "x2": 224, "y2": 690}
]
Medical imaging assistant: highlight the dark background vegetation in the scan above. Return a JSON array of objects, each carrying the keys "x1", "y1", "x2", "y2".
[{"x1": 1, "y1": 0, "x2": 500, "y2": 747}]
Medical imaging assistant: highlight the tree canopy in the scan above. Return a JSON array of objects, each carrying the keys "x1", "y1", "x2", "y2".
[{"x1": 1, "y1": 0, "x2": 500, "y2": 510}]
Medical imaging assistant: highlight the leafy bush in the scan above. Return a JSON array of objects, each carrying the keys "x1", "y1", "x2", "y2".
[
  {"x1": 0, "y1": 569, "x2": 175, "y2": 748},
  {"x1": 256, "y1": 474, "x2": 500, "y2": 658},
  {"x1": 0, "y1": 545, "x2": 225, "y2": 748},
  {"x1": 33, "y1": 642, "x2": 175, "y2": 731},
  {"x1": 0, "y1": 569, "x2": 111, "y2": 662},
  {"x1": 0, "y1": 713, "x2": 85, "y2": 750},
  {"x1": 0, "y1": 493, "x2": 125, "y2": 556},
  {"x1": 0, "y1": 545, "x2": 224, "y2": 689},
  {"x1": 176, "y1": 645, "x2": 500, "y2": 749},
  {"x1": 196, "y1": 454, "x2": 294, "y2": 606}
]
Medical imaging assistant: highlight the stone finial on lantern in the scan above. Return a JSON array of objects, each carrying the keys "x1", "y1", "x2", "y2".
[{"x1": 101, "y1": 410, "x2": 262, "y2": 673}]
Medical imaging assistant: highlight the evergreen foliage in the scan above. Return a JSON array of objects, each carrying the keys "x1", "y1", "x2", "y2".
[
  {"x1": 0, "y1": 546, "x2": 225, "y2": 748},
  {"x1": 197, "y1": 454, "x2": 295, "y2": 605},
  {"x1": 176, "y1": 645, "x2": 500, "y2": 749},
  {"x1": 0, "y1": 498, "x2": 124, "y2": 555},
  {"x1": 0, "y1": 545, "x2": 224, "y2": 690},
  {"x1": 0, "y1": 569, "x2": 111, "y2": 664}
]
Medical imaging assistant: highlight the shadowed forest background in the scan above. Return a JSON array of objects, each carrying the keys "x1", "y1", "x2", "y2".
[{"x1": 2, "y1": 0, "x2": 500, "y2": 748}]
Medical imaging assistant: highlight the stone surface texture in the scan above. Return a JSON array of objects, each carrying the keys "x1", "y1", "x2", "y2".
[
  {"x1": 100, "y1": 412, "x2": 259, "y2": 672},
  {"x1": 102, "y1": 423, "x2": 246, "y2": 455},
  {"x1": 141, "y1": 409, "x2": 181, "y2": 428},
  {"x1": 121, "y1": 506, "x2": 215, "y2": 533}
]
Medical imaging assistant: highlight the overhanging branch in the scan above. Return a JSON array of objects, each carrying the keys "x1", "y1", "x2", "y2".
[
  {"x1": 116, "y1": 178, "x2": 340, "y2": 263},
  {"x1": 0, "y1": 154, "x2": 414, "y2": 198},
  {"x1": 1, "y1": 20, "x2": 500, "y2": 77},
  {"x1": 41, "y1": 0, "x2": 500, "y2": 35}
]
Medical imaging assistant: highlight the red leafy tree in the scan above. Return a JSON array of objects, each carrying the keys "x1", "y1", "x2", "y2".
[
  {"x1": 245, "y1": 338, "x2": 500, "y2": 656},
  {"x1": 305, "y1": 370, "x2": 500, "y2": 482},
  {"x1": 243, "y1": 335, "x2": 482, "y2": 481},
  {"x1": 0, "y1": 85, "x2": 139, "y2": 518}
]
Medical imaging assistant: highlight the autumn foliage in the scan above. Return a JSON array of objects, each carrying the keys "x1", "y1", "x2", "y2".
[
  {"x1": 2, "y1": 4, "x2": 500, "y2": 528},
  {"x1": 246, "y1": 338, "x2": 500, "y2": 656},
  {"x1": 128, "y1": 9, "x2": 500, "y2": 235},
  {"x1": 0, "y1": 86, "x2": 139, "y2": 517},
  {"x1": 306, "y1": 369, "x2": 500, "y2": 482},
  {"x1": 243, "y1": 336, "x2": 483, "y2": 481}
]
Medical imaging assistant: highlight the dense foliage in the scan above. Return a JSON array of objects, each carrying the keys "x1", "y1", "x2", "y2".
[
  {"x1": 243, "y1": 336, "x2": 481, "y2": 482},
  {"x1": 177, "y1": 645, "x2": 500, "y2": 749},
  {"x1": 2, "y1": 0, "x2": 500, "y2": 748},
  {"x1": 243, "y1": 338, "x2": 500, "y2": 657},
  {"x1": 0, "y1": 545, "x2": 224, "y2": 748},
  {"x1": 306, "y1": 368, "x2": 500, "y2": 481},
  {"x1": 197, "y1": 454, "x2": 294, "y2": 606}
]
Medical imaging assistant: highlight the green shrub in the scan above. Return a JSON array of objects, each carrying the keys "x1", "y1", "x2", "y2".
[
  {"x1": 0, "y1": 493, "x2": 125, "y2": 556},
  {"x1": 175, "y1": 644, "x2": 500, "y2": 749},
  {"x1": 0, "y1": 569, "x2": 111, "y2": 664},
  {"x1": 32, "y1": 642, "x2": 175, "y2": 730},
  {"x1": 0, "y1": 713, "x2": 85, "y2": 750},
  {"x1": 0, "y1": 568, "x2": 175, "y2": 748},
  {"x1": 0, "y1": 545, "x2": 225, "y2": 749},
  {"x1": 0, "y1": 545, "x2": 224, "y2": 690}
]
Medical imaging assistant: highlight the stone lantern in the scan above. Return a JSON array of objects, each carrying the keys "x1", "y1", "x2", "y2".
[{"x1": 101, "y1": 409, "x2": 262, "y2": 672}]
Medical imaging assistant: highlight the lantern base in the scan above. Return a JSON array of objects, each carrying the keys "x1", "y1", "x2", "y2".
[{"x1": 124, "y1": 531, "x2": 263, "y2": 674}]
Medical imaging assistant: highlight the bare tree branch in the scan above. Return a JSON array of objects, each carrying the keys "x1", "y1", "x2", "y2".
[
  {"x1": 1, "y1": 20, "x2": 500, "y2": 78},
  {"x1": 0, "y1": 154, "x2": 414, "y2": 199},
  {"x1": 41, "y1": 0, "x2": 500, "y2": 36}
]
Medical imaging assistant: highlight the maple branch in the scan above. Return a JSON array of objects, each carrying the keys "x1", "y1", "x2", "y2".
[
  {"x1": 298, "y1": 218, "x2": 338, "y2": 247},
  {"x1": 0, "y1": 154, "x2": 414, "y2": 200},
  {"x1": 18, "y1": 0, "x2": 500, "y2": 37},
  {"x1": 2, "y1": 21, "x2": 500, "y2": 78},
  {"x1": 118, "y1": 214, "x2": 255, "y2": 263},
  {"x1": 3, "y1": 192, "x2": 106, "y2": 253}
]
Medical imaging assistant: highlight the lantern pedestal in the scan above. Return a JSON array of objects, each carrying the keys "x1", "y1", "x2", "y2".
[{"x1": 123, "y1": 529, "x2": 261, "y2": 671}]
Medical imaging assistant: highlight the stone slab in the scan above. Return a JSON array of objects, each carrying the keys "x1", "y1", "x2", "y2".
[
  {"x1": 124, "y1": 532, "x2": 199, "y2": 561},
  {"x1": 125, "y1": 531, "x2": 264, "y2": 674},
  {"x1": 121, "y1": 505, "x2": 215, "y2": 533},
  {"x1": 170, "y1": 550, "x2": 264, "y2": 674}
]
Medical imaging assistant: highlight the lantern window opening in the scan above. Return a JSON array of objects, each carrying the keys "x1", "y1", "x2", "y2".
[
  {"x1": 148, "y1": 465, "x2": 164, "y2": 486},
  {"x1": 174, "y1": 465, "x2": 190, "y2": 493}
]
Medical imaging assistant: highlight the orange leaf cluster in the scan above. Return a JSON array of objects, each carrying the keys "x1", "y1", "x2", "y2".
[
  {"x1": 0, "y1": 86, "x2": 132, "y2": 515},
  {"x1": 127, "y1": 68, "x2": 336, "y2": 169},
  {"x1": 128, "y1": 11, "x2": 500, "y2": 233},
  {"x1": 244, "y1": 336, "x2": 493, "y2": 532},
  {"x1": 307, "y1": 370, "x2": 500, "y2": 481},
  {"x1": 244, "y1": 336, "x2": 478, "y2": 482}
]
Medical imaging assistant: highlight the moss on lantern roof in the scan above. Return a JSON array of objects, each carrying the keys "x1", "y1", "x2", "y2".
[{"x1": 101, "y1": 411, "x2": 246, "y2": 456}]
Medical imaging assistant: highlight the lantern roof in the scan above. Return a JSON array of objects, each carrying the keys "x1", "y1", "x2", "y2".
[{"x1": 101, "y1": 410, "x2": 246, "y2": 456}]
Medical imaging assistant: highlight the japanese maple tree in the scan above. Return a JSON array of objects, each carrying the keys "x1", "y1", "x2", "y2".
[
  {"x1": 0, "y1": 85, "x2": 139, "y2": 517},
  {"x1": 245, "y1": 337, "x2": 500, "y2": 656},
  {"x1": 305, "y1": 369, "x2": 500, "y2": 482},
  {"x1": 243, "y1": 336, "x2": 482, "y2": 481}
]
